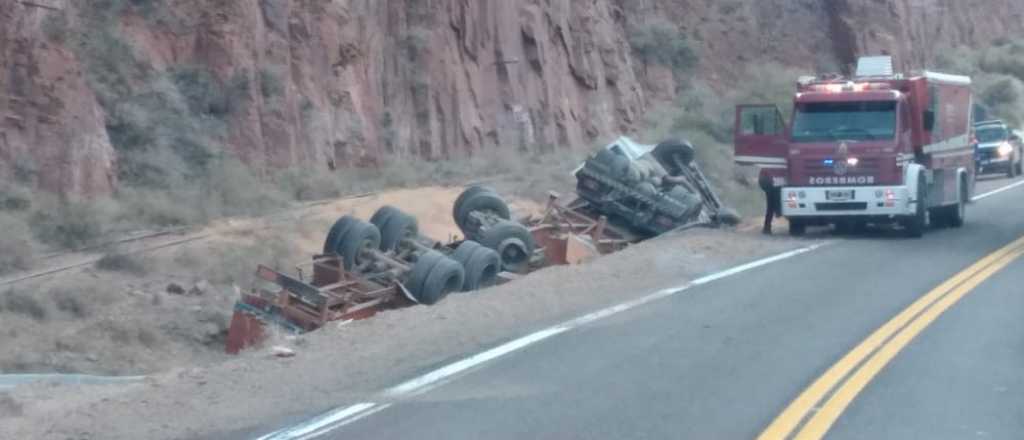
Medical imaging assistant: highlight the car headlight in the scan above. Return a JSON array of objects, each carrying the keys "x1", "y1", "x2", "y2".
[{"x1": 998, "y1": 142, "x2": 1014, "y2": 156}]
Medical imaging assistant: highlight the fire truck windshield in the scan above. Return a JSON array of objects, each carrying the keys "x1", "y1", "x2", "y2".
[{"x1": 791, "y1": 101, "x2": 897, "y2": 143}]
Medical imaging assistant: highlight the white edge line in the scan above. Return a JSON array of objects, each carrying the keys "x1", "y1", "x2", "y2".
[
  {"x1": 257, "y1": 402, "x2": 376, "y2": 440},
  {"x1": 295, "y1": 404, "x2": 394, "y2": 440},
  {"x1": 258, "y1": 242, "x2": 828, "y2": 440},
  {"x1": 972, "y1": 179, "x2": 1024, "y2": 201}
]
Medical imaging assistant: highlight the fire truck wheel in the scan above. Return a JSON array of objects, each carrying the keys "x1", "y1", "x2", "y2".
[
  {"x1": 380, "y1": 210, "x2": 419, "y2": 251},
  {"x1": 339, "y1": 221, "x2": 382, "y2": 272},
  {"x1": 949, "y1": 176, "x2": 967, "y2": 228},
  {"x1": 904, "y1": 177, "x2": 927, "y2": 238},
  {"x1": 788, "y1": 219, "x2": 807, "y2": 236},
  {"x1": 456, "y1": 191, "x2": 511, "y2": 240},
  {"x1": 407, "y1": 250, "x2": 445, "y2": 303},
  {"x1": 323, "y1": 216, "x2": 359, "y2": 254},
  {"x1": 479, "y1": 220, "x2": 535, "y2": 273},
  {"x1": 418, "y1": 257, "x2": 465, "y2": 305},
  {"x1": 450, "y1": 240, "x2": 483, "y2": 266},
  {"x1": 462, "y1": 246, "x2": 501, "y2": 291},
  {"x1": 369, "y1": 205, "x2": 402, "y2": 231},
  {"x1": 452, "y1": 186, "x2": 496, "y2": 227}
]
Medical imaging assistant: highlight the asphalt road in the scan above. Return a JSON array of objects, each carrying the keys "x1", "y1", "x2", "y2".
[{"x1": 287, "y1": 176, "x2": 1024, "y2": 440}]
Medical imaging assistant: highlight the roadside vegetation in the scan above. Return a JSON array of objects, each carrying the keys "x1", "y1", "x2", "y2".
[{"x1": 933, "y1": 38, "x2": 1024, "y2": 125}]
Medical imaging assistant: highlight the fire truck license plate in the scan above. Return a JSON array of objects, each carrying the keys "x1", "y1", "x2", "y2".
[{"x1": 826, "y1": 190, "x2": 854, "y2": 201}]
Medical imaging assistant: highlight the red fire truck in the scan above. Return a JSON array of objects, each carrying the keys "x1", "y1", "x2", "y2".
[{"x1": 734, "y1": 56, "x2": 974, "y2": 237}]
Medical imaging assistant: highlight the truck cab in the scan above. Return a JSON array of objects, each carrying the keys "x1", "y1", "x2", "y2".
[{"x1": 734, "y1": 56, "x2": 974, "y2": 237}]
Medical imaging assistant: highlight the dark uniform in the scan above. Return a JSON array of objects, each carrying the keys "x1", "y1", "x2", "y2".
[{"x1": 758, "y1": 168, "x2": 784, "y2": 234}]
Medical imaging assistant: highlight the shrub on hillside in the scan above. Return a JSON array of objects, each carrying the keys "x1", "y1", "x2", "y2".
[
  {"x1": 628, "y1": 17, "x2": 699, "y2": 73},
  {"x1": 0, "y1": 216, "x2": 33, "y2": 274}
]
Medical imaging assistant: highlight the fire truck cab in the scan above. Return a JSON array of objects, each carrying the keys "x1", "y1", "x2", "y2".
[{"x1": 734, "y1": 56, "x2": 974, "y2": 237}]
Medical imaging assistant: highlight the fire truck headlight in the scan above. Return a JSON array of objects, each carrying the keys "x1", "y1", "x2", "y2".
[
  {"x1": 998, "y1": 142, "x2": 1014, "y2": 156},
  {"x1": 846, "y1": 157, "x2": 860, "y2": 166},
  {"x1": 787, "y1": 191, "x2": 798, "y2": 201}
]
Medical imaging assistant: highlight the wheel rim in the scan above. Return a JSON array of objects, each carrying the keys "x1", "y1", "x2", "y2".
[{"x1": 497, "y1": 238, "x2": 529, "y2": 272}]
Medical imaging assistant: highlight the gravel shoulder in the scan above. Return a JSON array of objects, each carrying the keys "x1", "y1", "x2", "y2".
[{"x1": 1, "y1": 224, "x2": 813, "y2": 440}]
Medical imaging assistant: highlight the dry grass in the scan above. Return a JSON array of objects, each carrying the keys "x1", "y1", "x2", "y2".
[
  {"x1": 95, "y1": 253, "x2": 150, "y2": 276},
  {"x1": 1, "y1": 289, "x2": 48, "y2": 321}
]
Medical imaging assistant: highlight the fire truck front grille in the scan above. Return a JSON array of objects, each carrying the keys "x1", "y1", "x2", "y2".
[{"x1": 802, "y1": 158, "x2": 882, "y2": 176}]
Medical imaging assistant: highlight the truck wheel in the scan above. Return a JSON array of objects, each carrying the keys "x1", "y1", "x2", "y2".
[
  {"x1": 479, "y1": 220, "x2": 535, "y2": 273},
  {"x1": 904, "y1": 177, "x2": 927, "y2": 238},
  {"x1": 452, "y1": 186, "x2": 495, "y2": 228},
  {"x1": 462, "y1": 247, "x2": 501, "y2": 291},
  {"x1": 1016, "y1": 153, "x2": 1023, "y2": 176},
  {"x1": 788, "y1": 219, "x2": 806, "y2": 236},
  {"x1": 450, "y1": 240, "x2": 482, "y2": 266},
  {"x1": 323, "y1": 216, "x2": 358, "y2": 254},
  {"x1": 369, "y1": 205, "x2": 401, "y2": 230},
  {"x1": 339, "y1": 220, "x2": 382, "y2": 271},
  {"x1": 949, "y1": 176, "x2": 967, "y2": 228},
  {"x1": 652, "y1": 139, "x2": 696, "y2": 174},
  {"x1": 379, "y1": 210, "x2": 419, "y2": 251},
  {"x1": 417, "y1": 257, "x2": 465, "y2": 305},
  {"x1": 456, "y1": 191, "x2": 511, "y2": 240},
  {"x1": 406, "y1": 250, "x2": 446, "y2": 303},
  {"x1": 592, "y1": 150, "x2": 630, "y2": 179}
]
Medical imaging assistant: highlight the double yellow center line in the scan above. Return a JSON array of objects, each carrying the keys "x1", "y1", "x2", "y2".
[{"x1": 759, "y1": 235, "x2": 1024, "y2": 440}]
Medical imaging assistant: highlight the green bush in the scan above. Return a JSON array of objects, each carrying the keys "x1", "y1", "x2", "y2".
[
  {"x1": 628, "y1": 17, "x2": 699, "y2": 73},
  {"x1": 259, "y1": 68, "x2": 284, "y2": 98},
  {"x1": 0, "y1": 215, "x2": 33, "y2": 274},
  {"x1": 29, "y1": 198, "x2": 116, "y2": 249},
  {"x1": 95, "y1": 252, "x2": 149, "y2": 276}
]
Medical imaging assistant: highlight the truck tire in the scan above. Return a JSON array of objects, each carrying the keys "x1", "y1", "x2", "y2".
[
  {"x1": 479, "y1": 220, "x2": 535, "y2": 273},
  {"x1": 379, "y1": 210, "x2": 419, "y2": 251},
  {"x1": 450, "y1": 240, "x2": 482, "y2": 267},
  {"x1": 369, "y1": 205, "x2": 402, "y2": 230},
  {"x1": 462, "y1": 246, "x2": 501, "y2": 291},
  {"x1": 452, "y1": 186, "x2": 495, "y2": 227},
  {"x1": 323, "y1": 216, "x2": 358, "y2": 254},
  {"x1": 406, "y1": 250, "x2": 445, "y2": 303},
  {"x1": 592, "y1": 149, "x2": 630, "y2": 179},
  {"x1": 652, "y1": 139, "x2": 696, "y2": 174},
  {"x1": 788, "y1": 219, "x2": 806, "y2": 236},
  {"x1": 949, "y1": 176, "x2": 967, "y2": 228},
  {"x1": 904, "y1": 177, "x2": 927, "y2": 238},
  {"x1": 456, "y1": 191, "x2": 511, "y2": 240},
  {"x1": 339, "y1": 220, "x2": 382, "y2": 271},
  {"x1": 416, "y1": 257, "x2": 464, "y2": 305}
]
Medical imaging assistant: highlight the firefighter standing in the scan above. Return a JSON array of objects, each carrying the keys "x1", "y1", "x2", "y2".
[{"x1": 759, "y1": 169, "x2": 782, "y2": 235}]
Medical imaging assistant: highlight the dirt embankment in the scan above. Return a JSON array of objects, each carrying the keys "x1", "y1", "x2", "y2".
[
  {"x1": 0, "y1": 220, "x2": 807, "y2": 440},
  {"x1": 0, "y1": 186, "x2": 539, "y2": 376}
]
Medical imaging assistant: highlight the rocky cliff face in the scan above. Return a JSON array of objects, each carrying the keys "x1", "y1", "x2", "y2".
[{"x1": 2, "y1": 0, "x2": 1023, "y2": 196}]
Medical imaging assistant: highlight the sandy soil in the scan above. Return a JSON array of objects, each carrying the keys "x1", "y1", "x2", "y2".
[
  {"x1": 0, "y1": 222, "x2": 810, "y2": 440},
  {"x1": 0, "y1": 186, "x2": 540, "y2": 376}
]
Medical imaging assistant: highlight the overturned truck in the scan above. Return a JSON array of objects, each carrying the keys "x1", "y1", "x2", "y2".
[
  {"x1": 224, "y1": 137, "x2": 739, "y2": 353},
  {"x1": 574, "y1": 137, "x2": 741, "y2": 236}
]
